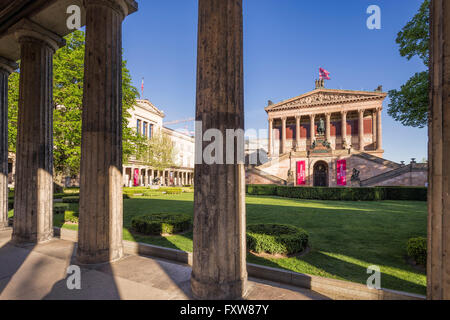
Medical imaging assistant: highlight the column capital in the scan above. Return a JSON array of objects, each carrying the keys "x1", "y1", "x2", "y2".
[
  {"x1": 310, "y1": 114, "x2": 316, "y2": 119},
  {"x1": 325, "y1": 112, "x2": 331, "y2": 118},
  {"x1": 83, "y1": 0, "x2": 138, "y2": 18},
  {"x1": 281, "y1": 116, "x2": 287, "y2": 122},
  {"x1": 358, "y1": 109, "x2": 365, "y2": 115},
  {"x1": 295, "y1": 115, "x2": 301, "y2": 120},
  {"x1": 341, "y1": 110, "x2": 347, "y2": 116},
  {"x1": 0, "y1": 57, "x2": 18, "y2": 74},
  {"x1": 268, "y1": 118, "x2": 274, "y2": 123},
  {"x1": 10, "y1": 19, "x2": 66, "y2": 52}
]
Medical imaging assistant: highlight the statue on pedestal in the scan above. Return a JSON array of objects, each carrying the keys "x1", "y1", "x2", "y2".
[{"x1": 317, "y1": 118, "x2": 325, "y2": 136}]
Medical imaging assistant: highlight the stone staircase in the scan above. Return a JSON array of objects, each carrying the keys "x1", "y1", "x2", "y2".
[{"x1": 360, "y1": 162, "x2": 427, "y2": 187}]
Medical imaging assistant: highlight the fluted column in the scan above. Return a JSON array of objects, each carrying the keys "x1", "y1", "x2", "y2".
[
  {"x1": 376, "y1": 108, "x2": 383, "y2": 151},
  {"x1": 77, "y1": 0, "x2": 137, "y2": 264},
  {"x1": 358, "y1": 110, "x2": 365, "y2": 151},
  {"x1": 428, "y1": 0, "x2": 450, "y2": 300},
  {"x1": 268, "y1": 118, "x2": 273, "y2": 156},
  {"x1": 295, "y1": 116, "x2": 301, "y2": 151},
  {"x1": 281, "y1": 117, "x2": 287, "y2": 154},
  {"x1": 341, "y1": 111, "x2": 347, "y2": 148},
  {"x1": 192, "y1": 0, "x2": 247, "y2": 300},
  {"x1": 325, "y1": 113, "x2": 331, "y2": 143},
  {"x1": 310, "y1": 114, "x2": 315, "y2": 144},
  {"x1": 11, "y1": 20, "x2": 65, "y2": 243},
  {"x1": 0, "y1": 58, "x2": 18, "y2": 230}
]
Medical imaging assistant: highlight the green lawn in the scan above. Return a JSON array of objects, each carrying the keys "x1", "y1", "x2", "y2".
[{"x1": 14, "y1": 191, "x2": 428, "y2": 295}]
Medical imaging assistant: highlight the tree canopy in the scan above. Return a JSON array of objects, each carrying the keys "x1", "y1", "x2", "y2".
[
  {"x1": 140, "y1": 130, "x2": 175, "y2": 173},
  {"x1": 387, "y1": 0, "x2": 429, "y2": 128},
  {"x1": 8, "y1": 30, "x2": 146, "y2": 177}
]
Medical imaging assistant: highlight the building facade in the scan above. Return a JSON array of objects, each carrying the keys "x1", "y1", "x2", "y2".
[
  {"x1": 123, "y1": 99, "x2": 195, "y2": 187},
  {"x1": 246, "y1": 81, "x2": 428, "y2": 187}
]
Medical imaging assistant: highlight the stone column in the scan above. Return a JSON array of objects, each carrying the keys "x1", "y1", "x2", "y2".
[
  {"x1": 11, "y1": 20, "x2": 65, "y2": 243},
  {"x1": 310, "y1": 114, "x2": 315, "y2": 144},
  {"x1": 295, "y1": 116, "x2": 301, "y2": 151},
  {"x1": 281, "y1": 117, "x2": 287, "y2": 154},
  {"x1": 376, "y1": 108, "x2": 383, "y2": 151},
  {"x1": 268, "y1": 118, "x2": 273, "y2": 156},
  {"x1": 325, "y1": 113, "x2": 331, "y2": 143},
  {"x1": 77, "y1": 0, "x2": 136, "y2": 264},
  {"x1": 192, "y1": 0, "x2": 247, "y2": 300},
  {"x1": 358, "y1": 110, "x2": 365, "y2": 151},
  {"x1": 0, "y1": 58, "x2": 18, "y2": 230},
  {"x1": 341, "y1": 111, "x2": 347, "y2": 148},
  {"x1": 428, "y1": 0, "x2": 450, "y2": 300}
]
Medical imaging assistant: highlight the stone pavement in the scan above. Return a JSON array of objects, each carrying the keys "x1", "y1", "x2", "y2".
[{"x1": 0, "y1": 229, "x2": 328, "y2": 300}]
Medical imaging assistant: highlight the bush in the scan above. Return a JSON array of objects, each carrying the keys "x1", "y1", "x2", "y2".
[
  {"x1": 247, "y1": 224, "x2": 309, "y2": 255},
  {"x1": 64, "y1": 211, "x2": 79, "y2": 224},
  {"x1": 246, "y1": 185, "x2": 427, "y2": 201},
  {"x1": 407, "y1": 237, "x2": 427, "y2": 266},
  {"x1": 131, "y1": 213, "x2": 192, "y2": 236},
  {"x1": 8, "y1": 199, "x2": 14, "y2": 210},
  {"x1": 53, "y1": 193, "x2": 66, "y2": 199},
  {"x1": 54, "y1": 203, "x2": 69, "y2": 215},
  {"x1": 62, "y1": 196, "x2": 79, "y2": 203}
]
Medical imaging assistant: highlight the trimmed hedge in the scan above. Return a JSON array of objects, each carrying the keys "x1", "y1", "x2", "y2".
[
  {"x1": 62, "y1": 196, "x2": 79, "y2": 203},
  {"x1": 246, "y1": 185, "x2": 427, "y2": 201},
  {"x1": 54, "y1": 203, "x2": 69, "y2": 215},
  {"x1": 247, "y1": 224, "x2": 309, "y2": 255},
  {"x1": 131, "y1": 213, "x2": 192, "y2": 236},
  {"x1": 407, "y1": 237, "x2": 427, "y2": 266}
]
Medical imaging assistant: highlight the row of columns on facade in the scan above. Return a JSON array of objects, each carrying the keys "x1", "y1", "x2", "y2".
[
  {"x1": 268, "y1": 108, "x2": 383, "y2": 155},
  {"x1": 124, "y1": 167, "x2": 194, "y2": 186}
]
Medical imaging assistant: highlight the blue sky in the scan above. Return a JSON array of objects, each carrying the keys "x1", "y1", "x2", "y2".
[{"x1": 122, "y1": 0, "x2": 427, "y2": 163}]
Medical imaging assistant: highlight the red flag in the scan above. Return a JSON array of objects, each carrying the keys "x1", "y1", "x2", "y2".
[
  {"x1": 141, "y1": 77, "x2": 144, "y2": 98},
  {"x1": 319, "y1": 68, "x2": 331, "y2": 80}
]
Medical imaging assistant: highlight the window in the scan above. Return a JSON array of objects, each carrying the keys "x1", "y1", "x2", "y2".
[
  {"x1": 137, "y1": 119, "x2": 141, "y2": 135},
  {"x1": 149, "y1": 124, "x2": 153, "y2": 139},
  {"x1": 143, "y1": 122, "x2": 148, "y2": 137}
]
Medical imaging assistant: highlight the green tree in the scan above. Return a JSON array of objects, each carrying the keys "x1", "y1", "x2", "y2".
[
  {"x1": 7, "y1": 30, "x2": 145, "y2": 177},
  {"x1": 387, "y1": 0, "x2": 429, "y2": 128},
  {"x1": 141, "y1": 130, "x2": 175, "y2": 174}
]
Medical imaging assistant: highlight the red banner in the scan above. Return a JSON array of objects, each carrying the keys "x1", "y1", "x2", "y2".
[
  {"x1": 296, "y1": 161, "x2": 306, "y2": 185},
  {"x1": 133, "y1": 169, "x2": 139, "y2": 187},
  {"x1": 337, "y1": 159, "x2": 347, "y2": 186}
]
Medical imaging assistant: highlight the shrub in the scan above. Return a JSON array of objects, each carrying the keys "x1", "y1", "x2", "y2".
[
  {"x1": 8, "y1": 199, "x2": 14, "y2": 210},
  {"x1": 64, "y1": 211, "x2": 79, "y2": 224},
  {"x1": 54, "y1": 203, "x2": 69, "y2": 215},
  {"x1": 246, "y1": 185, "x2": 427, "y2": 201},
  {"x1": 247, "y1": 224, "x2": 309, "y2": 255},
  {"x1": 62, "y1": 196, "x2": 79, "y2": 203},
  {"x1": 131, "y1": 213, "x2": 192, "y2": 236},
  {"x1": 53, "y1": 193, "x2": 66, "y2": 199},
  {"x1": 407, "y1": 237, "x2": 427, "y2": 266}
]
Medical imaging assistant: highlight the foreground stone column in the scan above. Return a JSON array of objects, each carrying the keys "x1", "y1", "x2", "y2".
[
  {"x1": 0, "y1": 58, "x2": 18, "y2": 230},
  {"x1": 295, "y1": 116, "x2": 300, "y2": 151},
  {"x1": 341, "y1": 111, "x2": 347, "y2": 148},
  {"x1": 358, "y1": 110, "x2": 364, "y2": 151},
  {"x1": 428, "y1": 0, "x2": 450, "y2": 300},
  {"x1": 376, "y1": 108, "x2": 383, "y2": 151},
  {"x1": 268, "y1": 118, "x2": 273, "y2": 156},
  {"x1": 78, "y1": 0, "x2": 136, "y2": 263},
  {"x1": 281, "y1": 117, "x2": 287, "y2": 154},
  {"x1": 11, "y1": 20, "x2": 65, "y2": 243},
  {"x1": 192, "y1": 0, "x2": 247, "y2": 300}
]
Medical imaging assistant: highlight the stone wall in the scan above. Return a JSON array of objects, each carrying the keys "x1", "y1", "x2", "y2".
[{"x1": 375, "y1": 171, "x2": 428, "y2": 187}]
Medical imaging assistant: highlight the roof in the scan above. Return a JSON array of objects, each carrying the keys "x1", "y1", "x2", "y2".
[
  {"x1": 134, "y1": 99, "x2": 165, "y2": 118},
  {"x1": 265, "y1": 88, "x2": 387, "y2": 113}
]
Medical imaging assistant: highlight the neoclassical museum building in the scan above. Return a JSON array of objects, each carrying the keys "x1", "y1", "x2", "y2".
[
  {"x1": 123, "y1": 99, "x2": 195, "y2": 187},
  {"x1": 246, "y1": 80, "x2": 428, "y2": 187}
]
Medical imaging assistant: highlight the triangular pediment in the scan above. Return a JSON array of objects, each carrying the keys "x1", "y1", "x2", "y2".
[
  {"x1": 265, "y1": 88, "x2": 387, "y2": 112},
  {"x1": 134, "y1": 99, "x2": 165, "y2": 118}
]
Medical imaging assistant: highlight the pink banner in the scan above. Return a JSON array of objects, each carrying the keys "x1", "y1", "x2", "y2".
[
  {"x1": 297, "y1": 161, "x2": 306, "y2": 185},
  {"x1": 337, "y1": 159, "x2": 347, "y2": 186},
  {"x1": 133, "y1": 169, "x2": 139, "y2": 187}
]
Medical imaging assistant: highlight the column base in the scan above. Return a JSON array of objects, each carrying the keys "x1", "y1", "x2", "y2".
[
  {"x1": 191, "y1": 272, "x2": 248, "y2": 300},
  {"x1": 76, "y1": 246, "x2": 123, "y2": 265},
  {"x1": 11, "y1": 230, "x2": 53, "y2": 245}
]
